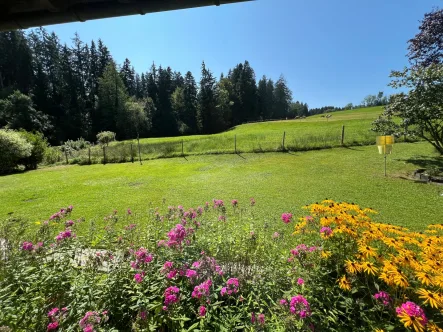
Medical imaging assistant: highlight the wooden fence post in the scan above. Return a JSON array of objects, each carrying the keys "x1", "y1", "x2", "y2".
[
  {"x1": 341, "y1": 125, "x2": 345, "y2": 146},
  {"x1": 65, "y1": 150, "x2": 69, "y2": 164},
  {"x1": 88, "y1": 147, "x2": 91, "y2": 164},
  {"x1": 137, "y1": 137, "x2": 142, "y2": 165},
  {"x1": 130, "y1": 143, "x2": 134, "y2": 163},
  {"x1": 282, "y1": 131, "x2": 286, "y2": 151},
  {"x1": 103, "y1": 146, "x2": 106, "y2": 165},
  {"x1": 234, "y1": 135, "x2": 237, "y2": 154}
]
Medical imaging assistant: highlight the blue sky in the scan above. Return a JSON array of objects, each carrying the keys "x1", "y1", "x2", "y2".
[{"x1": 43, "y1": 0, "x2": 439, "y2": 108}]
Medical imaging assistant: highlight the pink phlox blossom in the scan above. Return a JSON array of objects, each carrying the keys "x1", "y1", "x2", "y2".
[
  {"x1": 192, "y1": 279, "x2": 212, "y2": 299},
  {"x1": 374, "y1": 291, "x2": 392, "y2": 306},
  {"x1": 21, "y1": 241, "x2": 34, "y2": 251},
  {"x1": 231, "y1": 199, "x2": 238, "y2": 207},
  {"x1": 139, "y1": 311, "x2": 147, "y2": 320},
  {"x1": 164, "y1": 286, "x2": 180, "y2": 307},
  {"x1": 221, "y1": 278, "x2": 239, "y2": 296},
  {"x1": 186, "y1": 269, "x2": 198, "y2": 280},
  {"x1": 297, "y1": 278, "x2": 305, "y2": 285},
  {"x1": 218, "y1": 215, "x2": 226, "y2": 222},
  {"x1": 320, "y1": 226, "x2": 332, "y2": 236},
  {"x1": 134, "y1": 273, "x2": 144, "y2": 283},
  {"x1": 258, "y1": 313, "x2": 265, "y2": 325},
  {"x1": 47, "y1": 322, "x2": 59, "y2": 331},
  {"x1": 281, "y1": 213, "x2": 292, "y2": 224},
  {"x1": 289, "y1": 295, "x2": 311, "y2": 319},
  {"x1": 395, "y1": 301, "x2": 427, "y2": 325},
  {"x1": 198, "y1": 305, "x2": 207, "y2": 317}
]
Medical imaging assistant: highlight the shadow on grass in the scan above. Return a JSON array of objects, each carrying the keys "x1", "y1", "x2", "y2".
[
  {"x1": 400, "y1": 155, "x2": 443, "y2": 169},
  {"x1": 235, "y1": 153, "x2": 246, "y2": 160}
]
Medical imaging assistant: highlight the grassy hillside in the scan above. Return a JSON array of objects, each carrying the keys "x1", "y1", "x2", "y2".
[
  {"x1": 54, "y1": 106, "x2": 385, "y2": 165},
  {"x1": 3, "y1": 140, "x2": 442, "y2": 232}
]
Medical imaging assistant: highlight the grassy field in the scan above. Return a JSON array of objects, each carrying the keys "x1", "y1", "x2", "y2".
[
  {"x1": 2, "y1": 140, "x2": 442, "y2": 231},
  {"x1": 50, "y1": 106, "x2": 386, "y2": 165}
]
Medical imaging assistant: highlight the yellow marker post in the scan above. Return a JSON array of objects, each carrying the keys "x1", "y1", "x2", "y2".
[{"x1": 376, "y1": 135, "x2": 394, "y2": 176}]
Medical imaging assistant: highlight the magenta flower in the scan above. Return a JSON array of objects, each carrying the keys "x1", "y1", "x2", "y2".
[
  {"x1": 48, "y1": 307, "x2": 60, "y2": 317},
  {"x1": 305, "y1": 215, "x2": 313, "y2": 222},
  {"x1": 374, "y1": 291, "x2": 392, "y2": 306},
  {"x1": 251, "y1": 312, "x2": 256, "y2": 324},
  {"x1": 21, "y1": 241, "x2": 34, "y2": 251},
  {"x1": 258, "y1": 313, "x2": 265, "y2": 325},
  {"x1": 166, "y1": 270, "x2": 178, "y2": 279},
  {"x1": 164, "y1": 286, "x2": 180, "y2": 307},
  {"x1": 65, "y1": 220, "x2": 74, "y2": 227},
  {"x1": 139, "y1": 311, "x2": 147, "y2": 320},
  {"x1": 396, "y1": 301, "x2": 428, "y2": 326},
  {"x1": 289, "y1": 295, "x2": 311, "y2": 319},
  {"x1": 55, "y1": 229, "x2": 74, "y2": 242},
  {"x1": 127, "y1": 208, "x2": 132, "y2": 215},
  {"x1": 221, "y1": 278, "x2": 239, "y2": 296},
  {"x1": 320, "y1": 226, "x2": 332, "y2": 236},
  {"x1": 83, "y1": 325, "x2": 94, "y2": 332},
  {"x1": 47, "y1": 322, "x2": 59, "y2": 331},
  {"x1": 192, "y1": 280, "x2": 212, "y2": 299},
  {"x1": 231, "y1": 199, "x2": 238, "y2": 207},
  {"x1": 134, "y1": 273, "x2": 144, "y2": 283},
  {"x1": 297, "y1": 278, "x2": 305, "y2": 285},
  {"x1": 186, "y1": 269, "x2": 198, "y2": 280},
  {"x1": 218, "y1": 215, "x2": 226, "y2": 222},
  {"x1": 281, "y1": 213, "x2": 293, "y2": 224},
  {"x1": 213, "y1": 199, "x2": 224, "y2": 208},
  {"x1": 198, "y1": 305, "x2": 207, "y2": 317},
  {"x1": 279, "y1": 299, "x2": 288, "y2": 306}
]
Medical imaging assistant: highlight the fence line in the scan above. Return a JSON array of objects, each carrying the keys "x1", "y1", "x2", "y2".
[{"x1": 46, "y1": 127, "x2": 403, "y2": 166}]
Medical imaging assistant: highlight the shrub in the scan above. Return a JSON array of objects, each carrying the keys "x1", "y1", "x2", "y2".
[
  {"x1": 18, "y1": 130, "x2": 49, "y2": 170},
  {"x1": 96, "y1": 131, "x2": 116, "y2": 146},
  {"x1": 0, "y1": 129, "x2": 32, "y2": 174},
  {"x1": 62, "y1": 137, "x2": 91, "y2": 152}
]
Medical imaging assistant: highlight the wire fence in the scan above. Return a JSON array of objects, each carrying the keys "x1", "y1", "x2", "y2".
[{"x1": 44, "y1": 125, "x2": 393, "y2": 166}]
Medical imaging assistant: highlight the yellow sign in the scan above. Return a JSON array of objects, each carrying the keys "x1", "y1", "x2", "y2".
[{"x1": 376, "y1": 135, "x2": 394, "y2": 155}]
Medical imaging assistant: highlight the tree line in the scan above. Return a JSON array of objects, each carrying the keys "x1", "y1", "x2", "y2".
[{"x1": 0, "y1": 29, "x2": 296, "y2": 145}]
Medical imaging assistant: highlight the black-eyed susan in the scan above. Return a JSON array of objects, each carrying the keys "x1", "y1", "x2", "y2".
[
  {"x1": 416, "y1": 288, "x2": 442, "y2": 309},
  {"x1": 361, "y1": 261, "x2": 378, "y2": 275},
  {"x1": 415, "y1": 271, "x2": 434, "y2": 286},
  {"x1": 345, "y1": 259, "x2": 361, "y2": 274},
  {"x1": 338, "y1": 275, "x2": 351, "y2": 291}
]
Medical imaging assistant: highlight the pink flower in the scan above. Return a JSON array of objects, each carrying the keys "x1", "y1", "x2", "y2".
[
  {"x1": 297, "y1": 278, "x2": 305, "y2": 285},
  {"x1": 134, "y1": 273, "x2": 144, "y2": 283},
  {"x1": 258, "y1": 313, "x2": 265, "y2": 325},
  {"x1": 166, "y1": 270, "x2": 178, "y2": 279},
  {"x1": 163, "y1": 261, "x2": 173, "y2": 270},
  {"x1": 127, "y1": 208, "x2": 132, "y2": 215},
  {"x1": 221, "y1": 278, "x2": 239, "y2": 296},
  {"x1": 250, "y1": 197, "x2": 256, "y2": 206},
  {"x1": 320, "y1": 227, "x2": 332, "y2": 237},
  {"x1": 192, "y1": 261, "x2": 201, "y2": 269},
  {"x1": 279, "y1": 299, "x2": 288, "y2": 306},
  {"x1": 48, "y1": 307, "x2": 60, "y2": 317},
  {"x1": 218, "y1": 215, "x2": 226, "y2": 222},
  {"x1": 213, "y1": 199, "x2": 224, "y2": 208},
  {"x1": 164, "y1": 286, "x2": 180, "y2": 307},
  {"x1": 83, "y1": 325, "x2": 94, "y2": 332},
  {"x1": 374, "y1": 291, "x2": 392, "y2": 306},
  {"x1": 289, "y1": 295, "x2": 311, "y2": 319},
  {"x1": 65, "y1": 220, "x2": 74, "y2": 227},
  {"x1": 231, "y1": 199, "x2": 238, "y2": 207},
  {"x1": 198, "y1": 306, "x2": 207, "y2": 317},
  {"x1": 281, "y1": 213, "x2": 292, "y2": 224},
  {"x1": 139, "y1": 311, "x2": 147, "y2": 320},
  {"x1": 186, "y1": 269, "x2": 198, "y2": 280},
  {"x1": 305, "y1": 215, "x2": 313, "y2": 222},
  {"x1": 396, "y1": 301, "x2": 428, "y2": 326},
  {"x1": 251, "y1": 312, "x2": 256, "y2": 324},
  {"x1": 192, "y1": 280, "x2": 212, "y2": 299},
  {"x1": 272, "y1": 232, "x2": 280, "y2": 239},
  {"x1": 220, "y1": 287, "x2": 227, "y2": 296},
  {"x1": 47, "y1": 322, "x2": 59, "y2": 331},
  {"x1": 21, "y1": 241, "x2": 33, "y2": 251}
]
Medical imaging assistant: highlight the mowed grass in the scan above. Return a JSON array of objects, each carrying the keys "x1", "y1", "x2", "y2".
[
  {"x1": 59, "y1": 107, "x2": 385, "y2": 164},
  {"x1": 2, "y1": 140, "x2": 442, "y2": 231}
]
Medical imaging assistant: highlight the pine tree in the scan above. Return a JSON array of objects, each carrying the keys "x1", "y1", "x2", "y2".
[
  {"x1": 155, "y1": 66, "x2": 177, "y2": 136},
  {"x1": 198, "y1": 61, "x2": 221, "y2": 134},
  {"x1": 120, "y1": 58, "x2": 135, "y2": 96},
  {"x1": 265, "y1": 79, "x2": 275, "y2": 119},
  {"x1": 273, "y1": 75, "x2": 292, "y2": 119},
  {"x1": 257, "y1": 75, "x2": 267, "y2": 120},
  {"x1": 183, "y1": 71, "x2": 198, "y2": 134}
]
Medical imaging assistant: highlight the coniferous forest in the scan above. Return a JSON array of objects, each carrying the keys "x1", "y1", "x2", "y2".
[{"x1": 0, "y1": 29, "x2": 298, "y2": 145}]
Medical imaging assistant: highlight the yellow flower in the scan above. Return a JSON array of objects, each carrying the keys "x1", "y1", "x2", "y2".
[
  {"x1": 361, "y1": 261, "x2": 378, "y2": 275},
  {"x1": 321, "y1": 250, "x2": 332, "y2": 259},
  {"x1": 415, "y1": 271, "x2": 434, "y2": 286},
  {"x1": 345, "y1": 259, "x2": 361, "y2": 274},
  {"x1": 358, "y1": 245, "x2": 378, "y2": 258},
  {"x1": 34, "y1": 221, "x2": 41, "y2": 225},
  {"x1": 416, "y1": 288, "x2": 442, "y2": 309},
  {"x1": 338, "y1": 275, "x2": 352, "y2": 291},
  {"x1": 373, "y1": 329, "x2": 385, "y2": 332},
  {"x1": 397, "y1": 312, "x2": 426, "y2": 332},
  {"x1": 392, "y1": 271, "x2": 409, "y2": 288},
  {"x1": 427, "y1": 322, "x2": 443, "y2": 332}
]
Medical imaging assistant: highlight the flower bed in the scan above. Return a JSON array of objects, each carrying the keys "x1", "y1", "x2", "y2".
[{"x1": 0, "y1": 200, "x2": 442, "y2": 331}]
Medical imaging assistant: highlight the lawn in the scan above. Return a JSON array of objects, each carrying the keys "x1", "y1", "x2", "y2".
[
  {"x1": 1, "y1": 140, "x2": 442, "y2": 231},
  {"x1": 52, "y1": 106, "x2": 386, "y2": 164}
]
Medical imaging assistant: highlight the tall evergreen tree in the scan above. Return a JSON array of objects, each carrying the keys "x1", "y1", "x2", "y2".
[
  {"x1": 257, "y1": 75, "x2": 268, "y2": 120},
  {"x1": 198, "y1": 61, "x2": 221, "y2": 133},
  {"x1": 155, "y1": 66, "x2": 177, "y2": 136},
  {"x1": 265, "y1": 79, "x2": 275, "y2": 119},
  {"x1": 273, "y1": 75, "x2": 292, "y2": 119},
  {"x1": 120, "y1": 58, "x2": 135, "y2": 96},
  {"x1": 182, "y1": 71, "x2": 198, "y2": 134}
]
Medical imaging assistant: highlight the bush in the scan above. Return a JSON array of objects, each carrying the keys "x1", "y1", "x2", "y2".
[
  {"x1": 96, "y1": 131, "x2": 116, "y2": 146},
  {"x1": 0, "y1": 129, "x2": 32, "y2": 174},
  {"x1": 18, "y1": 130, "x2": 49, "y2": 170},
  {"x1": 62, "y1": 137, "x2": 91, "y2": 152}
]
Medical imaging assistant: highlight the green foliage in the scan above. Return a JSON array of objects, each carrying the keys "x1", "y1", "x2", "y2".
[
  {"x1": 124, "y1": 100, "x2": 151, "y2": 138},
  {"x1": 18, "y1": 130, "x2": 49, "y2": 170},
  {"x1": 96, "y1": 131, "x2": 116, "y2": 146},
  {"x1": 0, "y1": 129, "x2": 32, "y2": 174},
  {"x1": 63, "y1": 137, "x2": 91, "y2": 151},
  {"x1": 382, "y1": 64, "x2": 443, "y2": 154}
]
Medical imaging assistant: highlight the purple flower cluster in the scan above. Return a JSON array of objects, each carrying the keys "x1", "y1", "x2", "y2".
[
  {"x1": 162, "y1": 261, "x2": 178, "y2": 279},
  {"x1": 130, "y1": 247, "x2": 153, "y2": 270},
  {"x1": 192, "y1": 279, "x2": 212, "y2": 299},
  {"x1": 198, "y1": 305, "x2": 207, "y2": 317},
  {"x1": 320, "y1": 226, "x2": 333, "y2": 237},
  {"x1": 165, "y1": 223, "x2": 189, "y2": 249},
  {"x1": 49, "y1": 206, "x2": 73, "y2": 221},
  {"x1": 163, "y1": 286, "x2": 180, "y2": 309},
  {"x1": 55, "y1": 229, "x2": 74, "y2": 242},
  {"x1": 21, "y1": 241, "x2": 43, "y2": 252},
  {"x1": 281, "y1": 213, "x2": 292, "y2": 224},
  {"x1": 231, "y1": 199, "x2": 238, "y2": 207},
  {"x1": 221, "y1": 278, "x2": 239, "y2": 296},
  {"x1": 374, "y1": 291, "x2": 392, "y2": 306},
  {"x1": 213, "y1": 199, "x2": 224, "y2": 208},
  {"x1": 287, "y1": 295, "x2": 311, "y2": 319},
  {"x1": 79, "y1": 310, "x2": 108, "y2": 332},
  {"x1": 396, "y1": 301, "x2": 428, "y2": 325},
  {"x1": 288, "y1": 244, "x2": 319, "y2": 261},
  {"x1": 251, "y1": 312, "x2": 265, "y2": 326},
  {"x1": 47, "y1": 307, "x2": 68, "y2": 331}
]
